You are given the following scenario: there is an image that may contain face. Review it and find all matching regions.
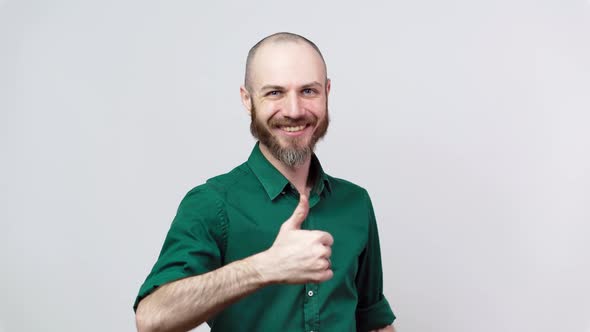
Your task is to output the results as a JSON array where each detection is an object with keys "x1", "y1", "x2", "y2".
[
  {"x1": 242, "y1": 41, "x2": 331, "y2": 167},
  {"x1": 250, "y1": 99, "x2": 329, "y2": 167}
]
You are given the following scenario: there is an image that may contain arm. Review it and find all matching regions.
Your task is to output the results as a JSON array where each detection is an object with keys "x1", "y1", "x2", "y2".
[
  {"x1": 356, "y1": 191, "x2": 396, "y2": 331},
  {"x1": 135, "y1": 256, "x2": 266, "y2": 332},
  {"x1": 136, "y1": 194, "x2": 333, "y2": 332}
]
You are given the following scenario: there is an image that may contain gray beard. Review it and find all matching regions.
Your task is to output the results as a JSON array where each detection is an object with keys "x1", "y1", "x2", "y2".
[{"x1": 271, "y1": 143, "x2": 311, "y2": 167}]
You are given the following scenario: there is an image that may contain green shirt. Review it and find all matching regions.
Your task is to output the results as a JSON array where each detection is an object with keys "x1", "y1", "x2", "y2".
[{"x1": 134, "y1": 143, "x2": 395, "y2": 331}]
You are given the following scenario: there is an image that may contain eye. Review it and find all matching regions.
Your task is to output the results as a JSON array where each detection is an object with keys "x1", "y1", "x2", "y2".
[
  {"x1": 266, "y1": 90, "x2": 282, "y2": 97},
  {"x1": 302, "y1": 88, "x2": 317, "y2": 96}
]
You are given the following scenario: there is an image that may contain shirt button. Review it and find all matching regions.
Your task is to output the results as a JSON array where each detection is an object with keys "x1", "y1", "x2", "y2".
[{"x1": 308, "y1": 290, "x2": 314, "y2": 297}]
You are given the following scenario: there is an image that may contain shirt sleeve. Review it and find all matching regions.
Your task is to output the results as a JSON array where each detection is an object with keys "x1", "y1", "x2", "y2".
[
  {"x1": 355, "y1": 190, "x2": 396, "y2": 331},
  {"x1": 133, "y1": 185, "x2": 227, "y2": 311}
]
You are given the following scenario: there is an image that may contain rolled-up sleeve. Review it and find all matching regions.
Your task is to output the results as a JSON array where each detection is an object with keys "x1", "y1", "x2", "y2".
[
  {"x1": 133, "y1": 185, "x2": 227, "y2": 311},
  {"x1": 355, "y1": 191, "x2": 396, "y2": 331}
]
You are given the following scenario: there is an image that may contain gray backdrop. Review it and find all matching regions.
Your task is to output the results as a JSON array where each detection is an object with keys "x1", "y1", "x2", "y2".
[{"x1": 1, "y1": 0, "x2": 589, "y2": 331}]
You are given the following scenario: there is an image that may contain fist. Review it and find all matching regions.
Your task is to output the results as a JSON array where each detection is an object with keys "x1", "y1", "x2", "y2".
[{"x1": 251, "y1": 194, "x2": 334, "y2": 284}]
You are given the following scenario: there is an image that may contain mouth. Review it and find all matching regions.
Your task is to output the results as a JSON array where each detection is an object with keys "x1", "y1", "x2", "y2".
[
  {"x1": 280, "y1": 125, "x2": 307, "y2": 132},
  {"x1": 274, "y1": 123, "x2": 312, "y2": 137}
]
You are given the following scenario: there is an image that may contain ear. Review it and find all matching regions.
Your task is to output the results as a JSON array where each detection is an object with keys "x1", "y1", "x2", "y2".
[
  {"x1": 240, "y1": 85, "x2": 253, "y2": 115},
  {"x1": 325, "y1": 78, "x2": 331, "y2": 96}
]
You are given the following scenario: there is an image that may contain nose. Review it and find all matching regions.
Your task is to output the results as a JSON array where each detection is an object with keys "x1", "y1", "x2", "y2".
[{"x1": 284, "y1": 92, "x2": 306, "y2": 118}]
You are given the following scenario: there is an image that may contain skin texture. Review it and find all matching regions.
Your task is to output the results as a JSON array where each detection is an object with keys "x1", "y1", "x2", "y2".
[
  {"x1": 135, "y1": 256, "x2": 267, "y2": 332},
  {"x1": 135, "y1": 38, "x2": 396, "y2": 332}
]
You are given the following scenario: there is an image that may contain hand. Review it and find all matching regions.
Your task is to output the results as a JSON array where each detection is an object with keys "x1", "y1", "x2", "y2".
[{"x1": 249, "y1": 194, "x2": 334, "y2": 284}]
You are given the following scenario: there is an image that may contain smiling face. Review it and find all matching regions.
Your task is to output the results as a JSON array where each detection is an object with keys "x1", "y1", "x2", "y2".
[{"x1": 241, "y1": 40, "x2": 331, "y2": 167}]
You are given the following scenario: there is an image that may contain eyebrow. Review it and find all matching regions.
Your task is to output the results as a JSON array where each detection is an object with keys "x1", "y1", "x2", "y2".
[
  {"x1": 259, "y1": 81, "x2": 323, "y2": 92},
  {"x1": 260, "y1": 85, "x2": 284, "y2": 92}
]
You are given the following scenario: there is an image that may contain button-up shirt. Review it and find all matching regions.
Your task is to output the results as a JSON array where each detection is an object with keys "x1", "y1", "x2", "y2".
[{"x1": 134, "y1": 142, "x2": 395, "y2": 331}]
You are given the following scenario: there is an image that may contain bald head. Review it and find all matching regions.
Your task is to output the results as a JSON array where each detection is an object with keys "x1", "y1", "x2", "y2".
[{"x1": 244, "y1": 32, "x2": 327, "y2": 93}]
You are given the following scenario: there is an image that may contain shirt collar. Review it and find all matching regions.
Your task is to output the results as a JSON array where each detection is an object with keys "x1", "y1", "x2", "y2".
[{"x1": 247, "y1": 142, "x2": 332, "y2": 200}]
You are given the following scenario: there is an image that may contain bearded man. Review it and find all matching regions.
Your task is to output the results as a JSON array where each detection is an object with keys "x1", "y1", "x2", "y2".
[{"x1": 134, "y1": 32, "x2": 397, "y2": 332}]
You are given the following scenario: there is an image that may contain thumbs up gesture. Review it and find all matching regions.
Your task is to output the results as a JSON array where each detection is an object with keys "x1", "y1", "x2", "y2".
[{"x1": 249, "y1": 194, "x2": 334, "y2": 284}]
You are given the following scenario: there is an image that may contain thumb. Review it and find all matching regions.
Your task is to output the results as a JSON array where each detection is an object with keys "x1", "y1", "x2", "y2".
[{"x1": 282, "y1": 194, "x2": 309, "y2": 230}]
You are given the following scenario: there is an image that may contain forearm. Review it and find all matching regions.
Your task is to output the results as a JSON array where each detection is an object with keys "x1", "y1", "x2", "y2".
[{"x1": 135, "y1": 254, "x2": 268, "y2": 332}]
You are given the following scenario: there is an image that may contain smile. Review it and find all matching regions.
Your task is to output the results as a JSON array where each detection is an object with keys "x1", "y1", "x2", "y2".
[{"x1": 280, "y1": 125, "x2": 307, "y2": 132}]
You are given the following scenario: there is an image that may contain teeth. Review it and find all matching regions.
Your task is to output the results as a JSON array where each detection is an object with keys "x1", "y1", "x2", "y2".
[{"x1": 282, "y1": 125, "x2": 306, "y2": 132}]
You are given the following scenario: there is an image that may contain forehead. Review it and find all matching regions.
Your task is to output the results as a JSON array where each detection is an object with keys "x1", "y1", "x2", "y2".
[{"x1": 249, "y1": 41, "x2": 326, "y2": 90}]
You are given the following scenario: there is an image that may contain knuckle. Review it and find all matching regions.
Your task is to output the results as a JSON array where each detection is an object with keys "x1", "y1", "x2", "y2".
[
  {"x1": 311, "y1": 243, "x2": 322, "y2": 253},
  {"x1": 314, "y1": 270, "x2": 333, "y2": 282},
  {"x1": 326, "y1": 233, "x2": 334, "y2": 244},
  {"x1": 315, "y1": 231, "x2": 327, "y2": 241},
  {"x1": 319, "y1": 231, "x2": 333, "y2": 243},
  {"x1": 315, "y1": 258, "x2": 329, "y2": 270},
  {"x1": 326, "y1": 269, "x2": 334, "y2": 279}
]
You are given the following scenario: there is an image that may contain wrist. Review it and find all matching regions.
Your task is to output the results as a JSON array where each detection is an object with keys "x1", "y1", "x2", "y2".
[{"x1": 245, "y1": 251, "x2": 278, "y2": 286}]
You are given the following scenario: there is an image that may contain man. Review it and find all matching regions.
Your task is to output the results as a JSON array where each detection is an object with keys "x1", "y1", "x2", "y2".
[{"x1": 134, "y1": 32, "x2": 396, "y2": 332}]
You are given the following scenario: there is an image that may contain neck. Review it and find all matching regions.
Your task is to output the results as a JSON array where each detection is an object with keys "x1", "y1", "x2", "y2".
[{"x1": 259, "y1": 143, "x2": 311, "y2": 196}]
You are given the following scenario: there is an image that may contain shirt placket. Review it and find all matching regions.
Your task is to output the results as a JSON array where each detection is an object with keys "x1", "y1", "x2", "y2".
[
  {"x1": 303, "y1": 192, "x2": 321, "y2": 332},
  {"x1": 304, "y1": 282, "x2": 320, "y2": 332}
]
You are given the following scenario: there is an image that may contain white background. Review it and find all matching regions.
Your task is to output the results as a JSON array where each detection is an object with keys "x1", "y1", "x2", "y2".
[{"x1": 1, "y1": 1, "x2": 589, "y2": 331}]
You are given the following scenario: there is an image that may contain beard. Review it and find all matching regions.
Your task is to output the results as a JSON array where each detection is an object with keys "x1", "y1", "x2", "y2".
[{"x1": 250, "y1": 103, "x2": 329, "y2": 167}]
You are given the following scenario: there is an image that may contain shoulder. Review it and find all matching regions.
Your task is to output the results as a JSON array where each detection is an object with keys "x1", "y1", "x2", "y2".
[
  {"x1": 172, "y1": 168, "x2": 249, "y2": 243},
  {"x1": 325, "y1": 174, "x2": 371, "y2": 199},
  {"x1": 206, "y1": 162, "x2": 251, "y2": 187},
  {"x1": 178, "y1": 162, "x2": 252, "y2": 212},
  {"x1": 324, "y1": 174, "x2": 378, "y2": 220}
]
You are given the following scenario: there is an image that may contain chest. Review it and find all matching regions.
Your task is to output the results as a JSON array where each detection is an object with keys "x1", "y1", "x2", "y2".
[{"x1": 223, "y1": 192, "x2": 369, "y2": 276}]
